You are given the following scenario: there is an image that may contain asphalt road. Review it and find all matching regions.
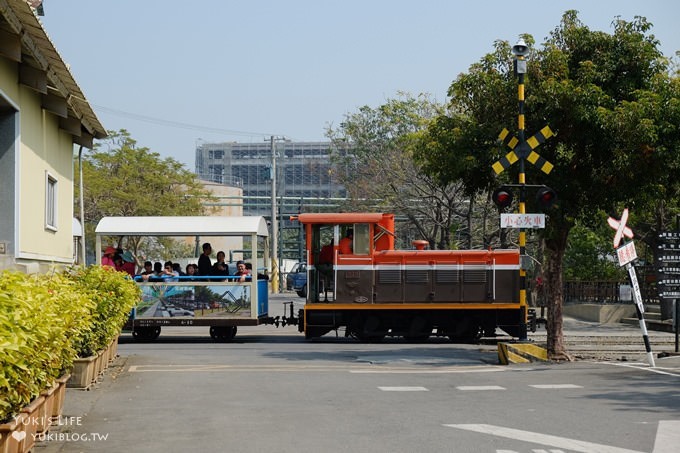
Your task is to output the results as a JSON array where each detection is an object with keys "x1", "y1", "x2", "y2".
[{"x1": 38, "y1": 296, "x2": 680, "y2": 453}]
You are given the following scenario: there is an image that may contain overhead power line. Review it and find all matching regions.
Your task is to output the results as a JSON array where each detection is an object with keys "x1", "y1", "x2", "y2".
[{"x1": 92, "y1": 104, "x2": 278, "y2": 138}]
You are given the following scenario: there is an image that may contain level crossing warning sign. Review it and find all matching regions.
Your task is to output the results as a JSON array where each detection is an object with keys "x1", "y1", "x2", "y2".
[
  {"x1": 616, "y1": 241, "x2": 637, "y2": 267},
  {"x1": 500, "y1": 213, "x2": 545, "y2": 229},
  {"x1": 607, "y1": 208, "x2": 654, "y2": 367}
]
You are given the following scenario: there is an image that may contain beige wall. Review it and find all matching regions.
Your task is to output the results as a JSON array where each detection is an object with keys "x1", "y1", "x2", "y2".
[{"x1": 0, "y1": 65, "x2": 76, "y2": 271}]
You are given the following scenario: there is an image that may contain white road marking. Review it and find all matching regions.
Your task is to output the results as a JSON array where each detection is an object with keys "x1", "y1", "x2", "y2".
[
  {"x1": 128, "y1": 364, "x2": 505, "y2": 374},
  {"x1": 652, "y1": 420, "x2": 680, "y2": 453},
  {"x1": 443, "y1": 424, "x2": 645, "y2": 453},
  {"x1": 378, "y1": 386, "x2": 428, "y2": 391},
  {"x1": 497, "y1": 450, "x2": 565, "y2": 453},
  {"x1": 456, "y1": 385, "x2": 506, "y2": 391},
  {"x1": 529, "y1": 384, "x2": 583, "y2": 389},
  {"x1": 351, "y1": 366, "x2": 505, "y2": 374},
  {"x1": 604, "y1": 361, "x2": 680, "y2": 377}
]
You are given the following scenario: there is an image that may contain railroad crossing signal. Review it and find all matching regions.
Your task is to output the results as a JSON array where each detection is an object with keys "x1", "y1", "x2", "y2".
[
  {"x1": 607, "y1": 208, "x2": 634, "y2": 248},
  {"x1": 492, "y1": 185, "x2": 557, "y2": 212},
  {"x1": 606, "y1": 207, "x2": 654, "y2": 367},
  {"x1": 492, "y1": 126, "x2": 554, "y2": 175}
]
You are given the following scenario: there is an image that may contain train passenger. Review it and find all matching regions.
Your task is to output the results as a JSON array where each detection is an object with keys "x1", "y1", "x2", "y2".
[
  {"x1": 140, "y1": 261, "x2": 164, "y2": 282},
  {"x1": 211, "y1": 251, "x2": 229, "y2": 277},
  {"x1": 161, "y1": 261, "x2": 179, "y2": 281},
  {"x1": 235, "y1": 260, "x2": 251, "y2": 282},
  {"x1": 118, "y1": 251, "x2": 136, "y2": 277},
  {"x1": 172, "y1": 262, "x2": 185, "y2": 276},
  {"x1": 318, "y1": 240, "x2": 333, "y2": 292},
  {"x1": 185, "y1": 263, "x2": 199, "y2": 278},
  {"x1": 198, "y1": 242, "x2": 212, "y2": 276},
  {"x1": 140, "y1": 261, "x2": 153, "y2": 276},
  {"x1": 319, "y1": 240, "x2": 333, "y2": 264},
  {"x1": 101, "y1": 246, "x2": 116, "y2": 267},
  {"x1": 339, "y1": 229, "x2": 353, "y2": 254}
]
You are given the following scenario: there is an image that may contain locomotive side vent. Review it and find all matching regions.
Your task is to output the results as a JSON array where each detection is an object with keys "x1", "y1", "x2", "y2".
[
  {"x1": 406, "y1": 270, "x2": 428, "y2": 283},
  {"x1": 436, "y1": 269, "x2": 459, "y2": 284},
  {"x1": 464, "y1": 262, "x2": 487, "y2": 283},
  {"x1": 378, "y1": 269, "x2": 401, "y2": 284}
]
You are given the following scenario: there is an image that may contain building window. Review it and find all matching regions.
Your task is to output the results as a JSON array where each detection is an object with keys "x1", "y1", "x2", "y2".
[
  {"x1": 45, "y1": 172, "x2": 58, "y2": 231},
  {"x1": 209, "y1": 150, "x2": 224, "y2": 159}
]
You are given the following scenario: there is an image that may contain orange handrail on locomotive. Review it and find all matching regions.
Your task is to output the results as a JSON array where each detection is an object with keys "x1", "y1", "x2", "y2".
[{"x1": 289, "y1": 212, "x2": 523, "y2": 342}]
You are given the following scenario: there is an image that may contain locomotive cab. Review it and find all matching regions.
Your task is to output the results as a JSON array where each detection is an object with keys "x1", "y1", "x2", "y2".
[{"x1": 299, "y1": 213, "x2": 394, "y2": 304}]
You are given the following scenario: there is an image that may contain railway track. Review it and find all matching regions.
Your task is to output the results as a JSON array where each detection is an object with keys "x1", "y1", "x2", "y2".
[{"x1": 526, "y1": 332, "x2": 678, "y2": 360}]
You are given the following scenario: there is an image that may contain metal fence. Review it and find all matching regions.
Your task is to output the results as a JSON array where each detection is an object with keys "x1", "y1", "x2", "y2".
[{"x1": 563, "y1": 278, "x2": 659, "y2": 304}]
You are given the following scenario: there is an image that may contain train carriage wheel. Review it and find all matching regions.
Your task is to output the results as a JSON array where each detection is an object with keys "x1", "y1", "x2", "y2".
[
  {"x1": 209, "y1": 326, "x2": 237, "y2": 342},
  {"x1": 132, "y1": 326, "x2": 161, "y2": 341}
]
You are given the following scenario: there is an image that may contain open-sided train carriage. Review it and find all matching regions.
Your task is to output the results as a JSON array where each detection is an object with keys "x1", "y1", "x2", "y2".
[{"x1": 95, "y1": 216, "x2": 270, "y2": 341}]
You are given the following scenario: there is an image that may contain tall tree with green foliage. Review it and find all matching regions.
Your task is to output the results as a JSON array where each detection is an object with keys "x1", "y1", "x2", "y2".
[
  {"x1": 416, "y1": 11, "x2": 680, "y2": 359},
  {"x1": 75, "y1": 129, "x2": 215, "y2": 260},
  {"x1": 327, "y1": 93, "x2": 483, "y2": 250}
]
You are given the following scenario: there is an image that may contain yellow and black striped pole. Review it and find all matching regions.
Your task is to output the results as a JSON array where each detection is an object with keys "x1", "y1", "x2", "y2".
[
  {"x1": 492, "y1": 39, "x2": 554, "y2": 341},
  {"x1": 512, "y1": 39, "x2": 530, "y2": 341}
]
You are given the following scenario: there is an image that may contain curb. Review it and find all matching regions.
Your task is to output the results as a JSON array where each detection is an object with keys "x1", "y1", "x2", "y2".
[{"x1": 498, "y1": 342, "x2": 548, "y2": 364}]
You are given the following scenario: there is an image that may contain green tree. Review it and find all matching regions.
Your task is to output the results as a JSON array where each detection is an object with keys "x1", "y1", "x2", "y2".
[
  {"x1": 563, "y1": 222, "x2": 624, "y2": 281},
  {"x1": 76, "y1": 130, "x2": 215, "y2": 262},
  {"x1": 418, "y1": 12, "x2": 680, "y2": 359},
  {"x1": 327, "y1": 93, "x2": 481, "y2": 249}
]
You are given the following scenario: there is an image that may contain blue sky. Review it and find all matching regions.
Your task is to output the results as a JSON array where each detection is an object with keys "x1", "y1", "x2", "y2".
[{"x1": 41, "y1": 1, "x2": 680, "y2": 169}]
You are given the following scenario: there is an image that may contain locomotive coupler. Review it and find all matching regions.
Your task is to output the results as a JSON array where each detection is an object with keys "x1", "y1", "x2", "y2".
[{"x1": 273, "y1": 301, "x2": 301, "y2": 328}]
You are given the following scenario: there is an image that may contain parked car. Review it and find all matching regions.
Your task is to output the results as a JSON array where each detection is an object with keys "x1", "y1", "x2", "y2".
[
  {"x1": 168, "y1": 307, "x2": 195, "y2": 317},
  {"x1": 286, "y1": 262, "x2": 307, "y2": 298}
]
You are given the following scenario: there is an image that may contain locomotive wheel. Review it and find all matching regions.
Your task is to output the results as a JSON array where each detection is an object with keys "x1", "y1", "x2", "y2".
[
  {"x1": 350, "y1": 315, "x2": 385, "y2": 342},
  {"x1": 404, "y1": 316, "x2": 432, "y2": 343},
  {"x1": 448, "y1": 323, "x2": 482, "y2": 343},
  {"x1": 304, "y1": 326, "x2": 332, "y2": 339},
  {"x1": 209, "y1": 326, "x2": 237, "y2": 342}
]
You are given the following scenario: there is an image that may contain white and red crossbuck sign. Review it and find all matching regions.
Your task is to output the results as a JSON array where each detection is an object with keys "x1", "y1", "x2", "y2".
[{"x1": 607, "y1": 208, "x2": 634, "y2": 248}]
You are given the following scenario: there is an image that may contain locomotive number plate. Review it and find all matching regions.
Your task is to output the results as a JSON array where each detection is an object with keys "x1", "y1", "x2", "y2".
[{"x1": 345, "y1": 270, "x2": 360, "y2": 279}]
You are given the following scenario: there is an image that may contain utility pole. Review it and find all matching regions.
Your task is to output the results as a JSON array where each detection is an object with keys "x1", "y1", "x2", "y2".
[{"x1": 270, "y1": 135, "x2": 279, "y2": 293}]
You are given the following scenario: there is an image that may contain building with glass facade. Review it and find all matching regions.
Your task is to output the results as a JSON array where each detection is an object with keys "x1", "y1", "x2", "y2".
[{"x1": 195, "y1": 140, "x2": 347, "y2": 216}]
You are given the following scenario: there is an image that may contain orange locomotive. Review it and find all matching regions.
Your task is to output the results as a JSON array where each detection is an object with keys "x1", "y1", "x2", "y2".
[{"x1": 291, "y1": 212, "x2": 528, "y2": 341}]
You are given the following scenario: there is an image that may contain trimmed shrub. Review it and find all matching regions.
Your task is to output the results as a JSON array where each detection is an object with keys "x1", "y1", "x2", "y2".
[{"x1": 0, "y1": 266, "x2": 140, "y2": 423}]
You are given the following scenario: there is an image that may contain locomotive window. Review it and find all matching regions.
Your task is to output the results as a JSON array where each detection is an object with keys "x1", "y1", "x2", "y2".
[{"x1": 353, "y1": 223, "x2": 369, "y2": 255}]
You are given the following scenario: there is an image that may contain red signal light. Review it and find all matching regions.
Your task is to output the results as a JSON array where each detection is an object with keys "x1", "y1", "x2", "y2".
[
  {"x1": 492, "y1": 187, "x2": 513, "y2": 210},
  {"x1": 536, "y1": 186, "x2": 557, "y2": 210}
]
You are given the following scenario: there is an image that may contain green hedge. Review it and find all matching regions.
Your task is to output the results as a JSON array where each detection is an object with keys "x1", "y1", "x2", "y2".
[{"x1": 0, "y1": 266, "x2": 140, "y2": 423}]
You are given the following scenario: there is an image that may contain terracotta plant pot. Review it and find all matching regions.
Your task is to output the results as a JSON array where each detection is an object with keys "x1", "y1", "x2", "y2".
[
  {"x1": 68, "y1": 355, "x2": 97, "y2": 389},
  {"x1": 51, "y1": 374, "x2": 71, "y2": 419},
  {"x1": 37, "y1": 384, "x2": 57, "y2": 434},
  {"x1": 18, "y1": 395, "x2": 45, "y2": 453},
  {"x1": 0, "y1": 413, "x2": 25, "y2": 453}
]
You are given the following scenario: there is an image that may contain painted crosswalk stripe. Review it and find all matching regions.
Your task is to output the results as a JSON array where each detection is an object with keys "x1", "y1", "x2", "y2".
[
  {"x1": 443, "y1": 424, "x2": 645, "y2": 453},
  {"x1": 378, "y1": 386, "x2": 428, "y2": 391},
  {"x1": 653, "y1": 420, "x2": 680, "y2": 453},
  {"x1": 529, "y1": 384, "x2": 583, "y2": 389},
  {"x1": 456, "y1": 385, "x2": 506, "y2": 391}
]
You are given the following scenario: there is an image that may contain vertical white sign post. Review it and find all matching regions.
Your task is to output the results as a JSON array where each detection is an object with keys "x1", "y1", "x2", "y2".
[{"x1": 608, "y1": 209, "x2": 655, "y2": 367}]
